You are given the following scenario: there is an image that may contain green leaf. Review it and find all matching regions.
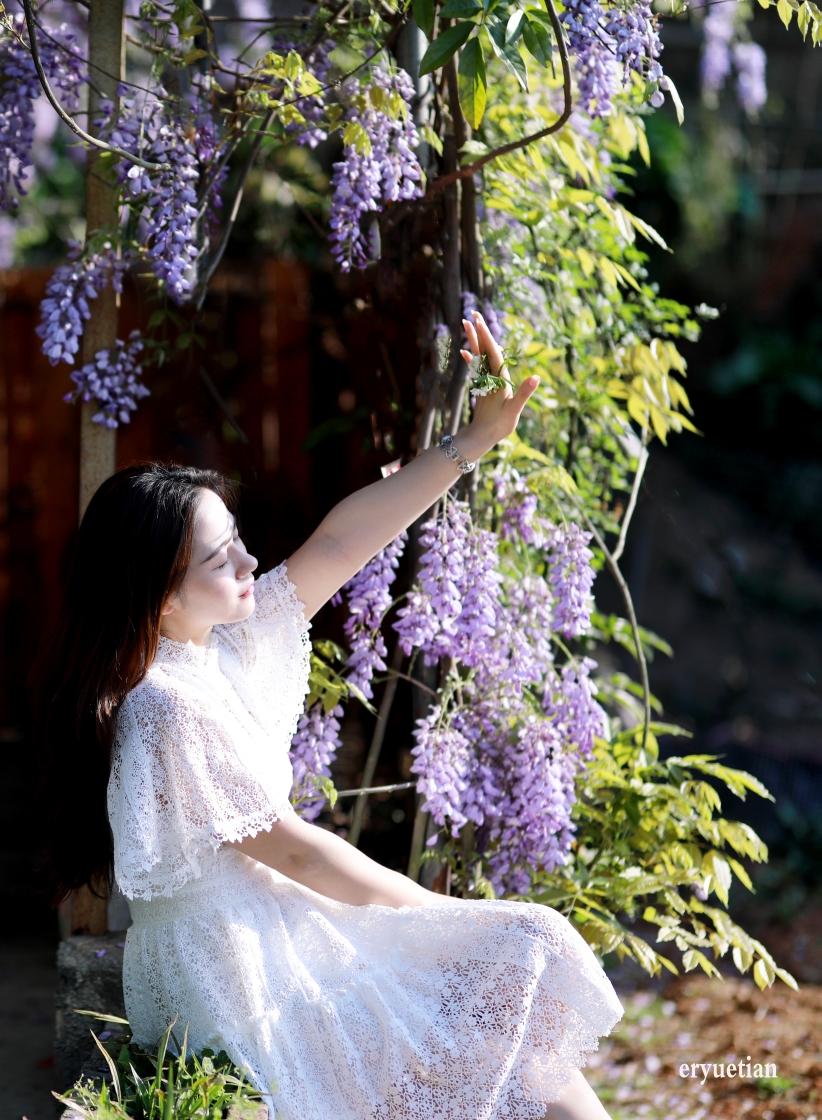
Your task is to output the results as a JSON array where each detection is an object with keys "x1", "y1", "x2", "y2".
[
  {"x1": 328, "y1": 44, "x2": 367, "y2": 70},
  {"x1": 753, "y1": 956, "x2": 774, "y2": 989},
  {"x1": 420, "y1": 124, "x2": 444, "y2": 154},
  {"x1": 505, "y1": 9, "x2": 525, "y2": 42},
  {"x1": 440, "y1": 0, "x2": 483, "y2": 16},
  {"x1": 521, "y1": 13, "x2": 552, "y2": 66},
  {"x1": 343, "y1": 120, "x2": 372, "y2": 155},
  {"x1": 71, "y1": 1010, "x2": 131, "y2": 1026},
  {"x1": 458, "y1": 37, "x2": 487, "y2": 128},
  {"x1": 775, "y1": 966, "x2": 799, "y2": 990},
  {"x1": 486, "y1": 16, "x2": 528, "y2": 89},
  {"x1": 419, "y1": 20, "x2": 474, "y2": 76},
  {"x1": 183, "y1": 47, "x2": 208, "y2": 65},
  {"x1": 413, "y1": 0, "x2": 436, "y2": 39},
  {"x1": 664, "y1": 76, "x2": 685, "y2": 124},
  {"x1": 92, "y1": 1032, "x2": 122, "y2": 1103}
]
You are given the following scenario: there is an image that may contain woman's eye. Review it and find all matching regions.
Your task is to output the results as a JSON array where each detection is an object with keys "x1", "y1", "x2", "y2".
[{"x1": 216, "y1": 559, "x2": 228, "y2": 570}]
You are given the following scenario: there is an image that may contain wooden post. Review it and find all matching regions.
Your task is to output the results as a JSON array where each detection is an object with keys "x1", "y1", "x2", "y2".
[
  {"x1": 78, "y1": 0, "x2": 122, "y2": 518},
  {"x1": 64, "y1": 0, "x2": 124, "y2": 938}
]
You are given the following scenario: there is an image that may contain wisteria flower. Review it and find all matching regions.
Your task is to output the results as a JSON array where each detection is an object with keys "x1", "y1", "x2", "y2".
[{"x1": 546, "y1": 522, "x2": 595, "y2": 638}]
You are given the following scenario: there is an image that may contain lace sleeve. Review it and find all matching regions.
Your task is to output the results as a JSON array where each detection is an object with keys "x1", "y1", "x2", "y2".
[
  {"x1": 252, "y1": 562, "x2": 311, "y2": 634},
  {"x1": 108, "y1": 682, "x2": 293, "y2": 900}
]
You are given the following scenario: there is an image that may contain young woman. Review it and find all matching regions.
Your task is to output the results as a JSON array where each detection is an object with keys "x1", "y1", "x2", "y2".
[{"x1": 36, "y1": 313, "x2": 621, "y2": 1120}]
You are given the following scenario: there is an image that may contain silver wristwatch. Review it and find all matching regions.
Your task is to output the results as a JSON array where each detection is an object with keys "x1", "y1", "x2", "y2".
[{"x1": 440, "y1": 434, "x2": 476, "y2": 475}]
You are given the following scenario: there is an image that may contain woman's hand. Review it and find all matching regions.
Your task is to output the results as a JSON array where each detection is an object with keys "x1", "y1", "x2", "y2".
[
  {"x1": 284, "y1": 309, "x2": 539, "y2": 619},
  {"x1": 456, "y1": 310, "x2": 540, "y2": 460}
]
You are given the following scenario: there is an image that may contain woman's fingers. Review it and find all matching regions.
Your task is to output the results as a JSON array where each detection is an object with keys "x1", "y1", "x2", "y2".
[
  {"x1": 462, "y1": 317, "x2": 480, "y2": 355},
  {"x1": 472, "y1": 311, "x2": 506, "y2": 378},
  {"x1": 513, "y1": 375, "x2": 540, "y2": 411}
]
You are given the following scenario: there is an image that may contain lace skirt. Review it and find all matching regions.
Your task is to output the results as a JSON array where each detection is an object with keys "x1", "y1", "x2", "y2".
[{"x1": 124, "y1": 849, "x2": 623, "y2": 1120}]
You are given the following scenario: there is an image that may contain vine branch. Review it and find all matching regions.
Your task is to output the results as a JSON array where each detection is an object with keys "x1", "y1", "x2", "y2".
[
  {"x1": 20, "y1": 0, "x2": 171, "y2": 172},
  {"x1": 347, "y1": 643, "x2": 404, "y2": 848},
  {"x1": 612, "y1": 433, "x2": 649, "y2": 563},
  {"x1": 573, "y1": 499, "x2": 652, "y2": 756},
  {"x1": 195, "y1": 106, "x2": 277, "y2": 309},
  {"x1": 424, "y1": 0, "x2": 572, "y2": 198}
]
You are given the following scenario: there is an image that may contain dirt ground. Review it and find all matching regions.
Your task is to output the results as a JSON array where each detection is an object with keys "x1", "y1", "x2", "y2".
[
  {"x1": 0, "y1": 939, "x2": 61, "y2": 1120},
  {"x1": 586, "y1": 974, "x2": 822, "y2": 1120}
]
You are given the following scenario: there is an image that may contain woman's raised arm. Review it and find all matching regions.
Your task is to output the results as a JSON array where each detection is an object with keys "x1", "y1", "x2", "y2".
[{"x1": 285, "y1": 312, "x2": 539, "y2": 620}]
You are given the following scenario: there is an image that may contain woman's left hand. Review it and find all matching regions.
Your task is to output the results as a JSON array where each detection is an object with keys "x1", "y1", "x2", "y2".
[{"x1": 458, "y1": 310, "x2": 540, "y2": 456}]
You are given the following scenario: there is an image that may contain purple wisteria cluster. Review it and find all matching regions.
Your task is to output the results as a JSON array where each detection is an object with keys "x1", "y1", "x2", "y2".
[
  {"x1": 328, "y1": 67, "x2": 424, "y2": 271},
  {"x1": 733, "y1": 42, "x2": 767, "y2": 116},
  {"x1": 546, "y1": 522, "x2": 595, "y2": 638},
  {"x1": 697, "y1": 0, "x2": 767, "y2": 115},
  {"x1": 0, "y1": 18, "x2": 84, "y2": 210},
  {"x1": 36, "y1": 242, "x2": 129, "y2": 366},
  {"x1": 288, "y1": 488, "x2": 604, "y2": 890},
  {"x1": 290, "y1": 703, "x2": 344, "y2": 820},
  {"x1": 393, "y1": 499, "x2": 494, "y2": 665},
  {"x1": 343, "y1": 532, "x2": 408, "y2": 699},
  {"x1": 480, "y1": 714, "x2": 581, "y2": 895},
  {"x1": 392, "y1": 499, "x2": 602, "y2": 893},
  {"x1": 559, "y1": 0, "x2": 664, "y2": 117},
  {"x1": 559, "y1": 0, "x2": 617, "y2": 118},
  {"x1": 604, "y1": 1, "x2": 663, "y2": 99},
  {"x1": 64, "y1": 329, "x2": 149, "y2": 428},
  {"x1": 99, "y1": 88, "x2": 202, "y2": 304},
  {"x1": 494, "y1": 465, "x2": 546, "y2": 547},
  {"x1": 289, "y1": 534, "x2": 408, "y2": 819}
]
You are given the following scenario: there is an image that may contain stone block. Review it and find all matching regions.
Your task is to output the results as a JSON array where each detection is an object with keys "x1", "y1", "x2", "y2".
[{"x1": 55, "y1": 933, "x2": 126, "y2": 1091}]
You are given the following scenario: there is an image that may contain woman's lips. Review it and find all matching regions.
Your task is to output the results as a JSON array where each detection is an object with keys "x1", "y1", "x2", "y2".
[{"x1": 239, "y1": 582, "x2": 255, "y2": 599}]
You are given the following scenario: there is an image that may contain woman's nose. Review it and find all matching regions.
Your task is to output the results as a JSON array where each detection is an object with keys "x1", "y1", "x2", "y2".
[{"x1": 240, "y1": 551, "x2": 258, "y2": 576}]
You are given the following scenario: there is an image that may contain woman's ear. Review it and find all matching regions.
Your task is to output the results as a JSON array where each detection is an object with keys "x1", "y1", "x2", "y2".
[{"x1": 160, "y1": 599, "x2": 176, "y2": 617}]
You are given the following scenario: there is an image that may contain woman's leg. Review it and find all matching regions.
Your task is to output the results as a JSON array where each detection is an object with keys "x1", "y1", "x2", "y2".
[{"x1": 542, "y1": 1070, "x2": 612, "y2": 1120}]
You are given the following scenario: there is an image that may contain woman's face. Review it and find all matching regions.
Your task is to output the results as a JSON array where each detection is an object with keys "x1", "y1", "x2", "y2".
[{"x1": 161, "y1": 489, "x2": 258, "y2": 645}]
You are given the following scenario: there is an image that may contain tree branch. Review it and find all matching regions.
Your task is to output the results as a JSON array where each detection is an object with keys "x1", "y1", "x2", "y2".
[
  {"x1": 21, "y1": 0, "x2": 170, "y2": 172},
  {"x1": 612, "y1": 434, "x2": 649, "y2": 563},
  {"x1": 424, "y1": 0, "x2": 572, "y2": 199},
  {"x1": 195, "y1": 106, "x2": 277, "y2": 310},
  {"x1": 336, "y1": 780, "x2": 417, "y2": 798},
  {"x1": 347, "y1": 643, "x2": 404, "y2": 848},
  {"x1": 574, "y1": 501, "x2": 651, "y2": 756}
]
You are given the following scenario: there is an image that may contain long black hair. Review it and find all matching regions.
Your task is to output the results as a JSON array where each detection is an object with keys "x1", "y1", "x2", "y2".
[{"x1": 32, "y1": 463, "x2": 238, "y2": 904}]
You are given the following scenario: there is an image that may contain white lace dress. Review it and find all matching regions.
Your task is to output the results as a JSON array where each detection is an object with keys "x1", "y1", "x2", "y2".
[{"x1": 108, "y1": 564, "x2": 623, "y2": 1120}]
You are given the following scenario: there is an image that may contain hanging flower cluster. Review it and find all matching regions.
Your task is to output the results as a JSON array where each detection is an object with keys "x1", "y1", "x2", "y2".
[
  {"x1": 36, "y1": 242, "x2": 129, "y2": 366},
  {"x1": 64, "y1": 329, "x2": 149, "y2": 428},
  {"x1": 343, "y1": 532, "x2": 408, "y2": 699},
  {"x1": 31, "y1": 78, "x2": 229, "y2": 428},
  {"x1": 385, "y1": 497, "x2": 605, "y2": 893},
  {"x1": 289, "y1": 534, "x2": 408, "y2": 818},
  {"x1": 546, "y1": 522, "x2": 595, "y2": 638},
  {"x1": 290, "y1": 703, "x2": 344, "y2": 821},
  {"x1": 0, "y1": 18, "x2": 84, "y2": 211},
  {"x1": 98, "y1": 87, "x2": 204, "y2": 304},
  {"x1": 559, "y1": 0, "x2": 664, "y2": 118},
  {"x1": 494, "y1": 465, "x2": 546, "y2": 547},
  {"x1": 328, "y1": 66, "x2": 424, "y2": 271},
  {"x1": 696, "y1": 0, "x2": 767, "y2": 115}
]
